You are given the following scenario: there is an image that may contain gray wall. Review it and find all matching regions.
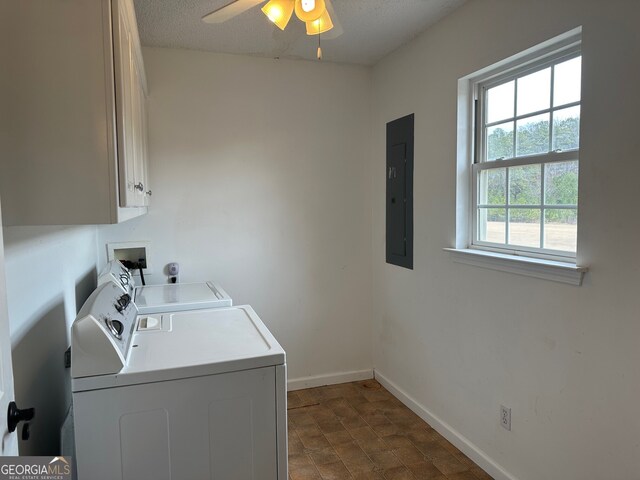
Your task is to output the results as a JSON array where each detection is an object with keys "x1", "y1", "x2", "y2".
[
  {"x1": 98, "y1": 48, "x2": 374, "y2": 387},
  {"x1": 3, "y1": 226, "x2": 97, "y2": 455},
  {"x1": 371, "y1": 1, "x2": 640, "y2": 479}
]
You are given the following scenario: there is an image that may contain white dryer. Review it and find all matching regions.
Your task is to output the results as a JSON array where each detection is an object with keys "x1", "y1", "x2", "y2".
[
  {"x1": 71, "y1": 282, "x2": 287, "y2": 480},
  {"x1": 98, "y1": 260, "x2": 232, "y2": 314}
]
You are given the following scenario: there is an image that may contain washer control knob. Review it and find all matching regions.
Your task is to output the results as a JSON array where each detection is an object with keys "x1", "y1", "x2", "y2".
[
  {"x1": 105, "y1": 318, "x2": 124, "y2": 339},
  {"x1": 114, "y1": 293, "x2": 131, "y2": 312}
]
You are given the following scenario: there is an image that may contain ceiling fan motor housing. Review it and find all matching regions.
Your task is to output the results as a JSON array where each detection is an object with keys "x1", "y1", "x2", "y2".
[{"x1": 295, "y1": 0, "x2": 326, "y2": 22}]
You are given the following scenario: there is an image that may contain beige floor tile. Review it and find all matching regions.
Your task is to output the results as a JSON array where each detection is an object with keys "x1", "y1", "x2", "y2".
[
  {"x1": 470, "y1": 466, "x2": 494, "y2": 479},
  {"x1": 309, "y1": 447, "x2": 341, "y2": 466},
  {"x1": 447, "y1": 472, "x2": 482, "y2": 480},
  {"x1": 325, "y1": 430, "x2": 355, "y2": 446},
  {"x1": 371, "y1": 422, "x2": 401, "y2": 438},
  {"x1": 368, "y1": 450, "x2": 403, "y2": 470},
  {"x1": 406, "y1": 428, "x2": 435, "y2": 444},
  {"x1": 288, "y1": 382, "x2": 491, "y2": 480},
  {"x1": 333, "y1": 442, "x2": 371, "y2": 465},
  {"x1": 289, "y1": 431, "x2": 306, "y2": 455},
  {"x1": 290, "y1": 463, "x2": 323, "y2": 480},
  {"x1": 451, "y1": 451, "x2": 475, "y2": 467},
  {"x1": 358, "y1": 437, "x2": 392, "y2": 455},
  {"x1": 351, "y1": 471, "x2": 385, "y2": 480},
  {"x1": 383, "y1": 434, "x2": 414, "y2": 450},
  {"x1": 382, "y1": 465, "x2": 415, "y2": 479},
  {"x1": 406, "y1": 460, "x2": 446, "y2": 479},
  {"x1": 348, "y1": 426, "x2": 379, "y2": 443},
  {"x1": 315, "y1": 460, "x2": 353, "y2": 479},
  {"x1": 392, "y1": 446, "x2": 426, "y2": 466},
  {"x1": 318, "y1": 418, "x2": 348, "y2": 434},
  {"x1": 341, "y1": 416, "x2": 369, "y2": 429},
  {"x1": 290, "y1": 411, "x2": 318, "y2": 428},
  {"x1": 362, "y1": 412, "x2": 391, "y2": 426},
  {"x1": 431, "y1": 454, "x2": 469, "y2": 476},
  {"x1": 299, "y1": 432, "x2": 332, "y2": 451},
  {"x1": 290, "y1": 453, "x2": 315, "y2": 468},
  {"x1": 343, "y1": 458, "x2": 376, "y2": 474},
  {"x1": 414, "y1": 440, "x2": 453, "y2": 460}
]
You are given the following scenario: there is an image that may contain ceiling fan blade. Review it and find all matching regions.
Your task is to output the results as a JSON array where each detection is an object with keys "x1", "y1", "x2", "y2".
[
  {"x1": 202, "y1": 0, "x2": 264, "y2": 24},
  {"x1": 322, "y1": 0, "x2": 343, "y2": 39}
]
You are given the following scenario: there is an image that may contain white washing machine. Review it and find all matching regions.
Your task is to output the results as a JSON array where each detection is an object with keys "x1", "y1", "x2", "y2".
[
  {"x1": 98, "y1": 260, "x2": 232, "y2": 314},
  {"x1": 71, "y1": 282, "x2": 287, "y2": 480}
]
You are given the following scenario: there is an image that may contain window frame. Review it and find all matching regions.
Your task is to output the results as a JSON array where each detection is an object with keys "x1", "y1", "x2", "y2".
[{"x1": 471, "y1": 45, "x2": 582, "y2": 261}]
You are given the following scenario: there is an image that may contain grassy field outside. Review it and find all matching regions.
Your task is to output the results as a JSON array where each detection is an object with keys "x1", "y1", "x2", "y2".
[{"x1": 484, "y1": 221, "x2": 576, "y2": 252}]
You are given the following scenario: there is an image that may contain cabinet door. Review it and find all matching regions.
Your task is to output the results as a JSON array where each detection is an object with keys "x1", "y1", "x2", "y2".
[
  {"x1": 132, "y1": 57, "x2": 150, "y2": 206},
  {"x1": 113, "y1": 0, "x2": 147, "y2": 208}
]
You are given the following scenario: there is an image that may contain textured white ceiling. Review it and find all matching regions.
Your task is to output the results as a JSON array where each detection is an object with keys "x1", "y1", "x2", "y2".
[{"x1": 133, "y1": 0, "x2": 466, "y2": 66}]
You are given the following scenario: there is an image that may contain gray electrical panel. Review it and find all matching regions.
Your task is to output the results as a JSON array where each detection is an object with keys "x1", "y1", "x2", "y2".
[{"x1": 386, "y1": 114, "x2": 414, "y2": 269}]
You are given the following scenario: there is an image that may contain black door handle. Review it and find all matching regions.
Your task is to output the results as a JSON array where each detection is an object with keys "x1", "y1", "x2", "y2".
[{"x1": 7, "y1": 401, "x2": 35, "y2": 433}]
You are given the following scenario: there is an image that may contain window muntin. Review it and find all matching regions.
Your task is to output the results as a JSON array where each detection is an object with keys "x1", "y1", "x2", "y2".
[{"x1": 473, "y1": 50, "x2": 581, "y2": 258}]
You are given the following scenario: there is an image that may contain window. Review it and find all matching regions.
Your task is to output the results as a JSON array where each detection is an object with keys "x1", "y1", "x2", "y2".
[{"x1": 472, "y1": 46, "x2": 581, "y2": 260}]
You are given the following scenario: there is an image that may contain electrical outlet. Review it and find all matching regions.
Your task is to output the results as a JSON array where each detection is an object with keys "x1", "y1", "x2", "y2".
[{"x1": 500, "y1": 405, "x2": 511, "y2": 431}]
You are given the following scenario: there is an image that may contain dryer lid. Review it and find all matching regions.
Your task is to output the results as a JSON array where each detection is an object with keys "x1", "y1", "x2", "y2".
[{"x1": 133, "y1": 281, "x2": 232, "y2": 314}]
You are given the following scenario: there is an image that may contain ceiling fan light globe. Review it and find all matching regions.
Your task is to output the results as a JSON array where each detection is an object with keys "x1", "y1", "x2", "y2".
[
  {"x1": 261, "y1": 0, "x2": 294, "y2": 30},
  {"x1": 305, "y1": 9, "x2": 333, "y2": 35},
  {"x1": 294, "y1": 0, "x2": 326, "y2": 22},
  {"x1": 301, "y1": 0, "x2": 315, "y2": 12}
]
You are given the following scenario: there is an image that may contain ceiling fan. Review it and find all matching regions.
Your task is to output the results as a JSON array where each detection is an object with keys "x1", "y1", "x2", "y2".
[{"x1": 202, "y1": 0, "x2": 343, "y2": 58}]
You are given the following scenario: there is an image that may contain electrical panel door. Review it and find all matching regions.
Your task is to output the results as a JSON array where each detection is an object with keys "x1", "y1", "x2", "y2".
[{"x1": 386, "y1": 114, "x2": 414, "y2": 269}]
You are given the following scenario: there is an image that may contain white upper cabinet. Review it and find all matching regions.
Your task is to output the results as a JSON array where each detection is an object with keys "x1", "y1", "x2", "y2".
[
  {"x1": 113, "y1": 0, "x2": 150, "y2": 208},
  {"x1": 0, "y1": 0, "x2": 150, "y2": 225}
]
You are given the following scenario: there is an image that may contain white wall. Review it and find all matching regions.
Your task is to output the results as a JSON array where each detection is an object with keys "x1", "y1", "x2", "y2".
[
  {"x1": 99, "y1": 48, "x2": 373, "y2": 386},
  {"x1": 371, "y1": 1, "x2": 640, "y2": 480},
  {"x1": 3, "y1": 226, "x2": 97, "y2": 455}
]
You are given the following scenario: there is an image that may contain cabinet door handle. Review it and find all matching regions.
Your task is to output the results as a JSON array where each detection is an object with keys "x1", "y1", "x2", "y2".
[
  {"x1": 145, "y1": 190, "x2": 152, "y2": 196},
  {"x1": 134, "y1": 182, "x2": 144, "y2": 192}
]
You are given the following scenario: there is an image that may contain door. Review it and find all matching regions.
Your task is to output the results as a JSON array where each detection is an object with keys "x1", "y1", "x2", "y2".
[{"x1": 0, "y1": 200, "x2": 18, "y2": 455}]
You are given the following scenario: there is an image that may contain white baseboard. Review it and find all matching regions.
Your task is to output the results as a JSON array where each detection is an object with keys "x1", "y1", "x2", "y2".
[
  {"x1": 374, "y1": 370, "x2": 520, "y2": 480},
  {"x1": 287, "y1": 369, "x2": 373, "y2": 391}
]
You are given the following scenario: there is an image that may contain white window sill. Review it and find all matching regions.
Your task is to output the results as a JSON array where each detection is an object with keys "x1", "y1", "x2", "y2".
[{"x1": 443, "y1": 248, "x2": 588, "y2": 285}]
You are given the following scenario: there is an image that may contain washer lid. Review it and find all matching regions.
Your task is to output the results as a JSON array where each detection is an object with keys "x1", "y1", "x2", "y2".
[
  {"x1": 133, "y1": 281, "x2": 232, "y2": 314},
  {"x1": 71, "y1": 305, "x2": 285, "y2": 392}
]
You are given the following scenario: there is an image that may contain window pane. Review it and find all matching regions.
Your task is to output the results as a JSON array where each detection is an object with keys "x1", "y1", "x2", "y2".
[
  {"x1": 552, "y1": 106, "x2": 580, "y2": 151},
  {"x1": 517, "y1": 67, "x2": 551, "y2": 116},
  {"x1": 508, "y1": 209, "x2": 541, "y2": 248},
  {"x1": 553, "y1": 56, "x2": 581, "y2": 107},
  {"x1": 486, "y1": 122, "x2": 514, "y2": 160},
  {"x1": 516, "y1": 113, "x2": 549, "y2": 157},
  {"x1": 487, "y1": 81, "x2": 515, "y2": 123},
  {"x1": 479, "y1": 168, "x2": 506, "y2": 205},
  {"x1": 478, "y1": 208, "x2": 505, "y2": 244},
  {"x1": 544, "y1": 161, "x2": 578, "y2": 205},
  {"x1": 509, "y1": 164, "x2": 541, "y2": 205},
  {"x1": 544, "y1": 209, "x2": 577, "y2": 252}
]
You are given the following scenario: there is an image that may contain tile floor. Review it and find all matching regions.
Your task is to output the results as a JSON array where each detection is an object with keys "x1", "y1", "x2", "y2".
[{"x1": 287, "y1": 380, "x2": 493, "y2": 480}]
